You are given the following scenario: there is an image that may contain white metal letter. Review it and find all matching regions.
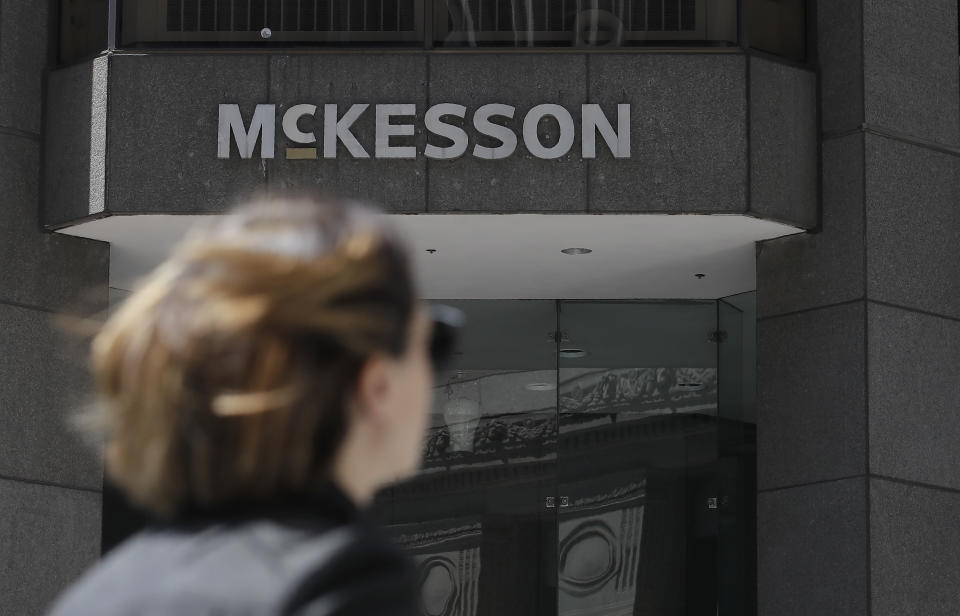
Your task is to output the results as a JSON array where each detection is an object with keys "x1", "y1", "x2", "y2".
[
  {"x1": 582, "y1": 104, "x2": 630, "y2": 158},
  {"x1": 424, "y1": 103, "x2": 468, "y2": 160},
  {"x1": 375, "y1": 104, "x2": 417, "y2": 159},
  {"x1": 522, "y1": 104, "x2": 574, "y2": 160},
  {"x1": 323, "y1": 104, "x2": 370, "y2": 158},
  {"x1": 218, "y1": 103, "x2": 275, "y2": 159},
  {"x1": 281, "y1": 103, "x2": 318, "y2": 144},
  {"x1": 472, "y1": 104, "x2": 517, "y2": 160}
]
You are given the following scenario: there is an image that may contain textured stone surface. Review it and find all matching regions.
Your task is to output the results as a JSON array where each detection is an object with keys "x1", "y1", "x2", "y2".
[
  {"x1": 1, "y1": 134, "x2": 110, "y2": 311},
  {"x1": 757, "y1": 302, "x2": 866, "y2": 490},
  {"x1": 816, "y1": 0, "x2": 864, "y2": 133},
  {"x1": 106, "y1": 55, "x2": 269, "y2": 214},
  {"x1": 0, "y1": 304, "x2": 103, "y2": 489},
  {"x1": 865, "y1": 135, "x2": 960, "y2": 319},
  {"x1": 868, "y1": 303, "x2": 960, "y2": 489},
  {"x1": 43, "y1": 58, "x2": 108, "y2": 227},
  {"x1": 749, "y1": 57, "x2": 817, "y2": 228},
  {"x1": 0, "y1": 231, "x2": 109, "y2": 313},
  {"x1": 871, "y1": 478, "x2": 960, "y2": 616},
  {"x1": 267, "y1": 55, "x2": 427, "y2": 212},
  {"x1": 757, "y1": 133, "x2": 864, "y2": 318},
  {"x1": 758, "y1": 478, "x2": 868, "y2": 616},
  {"x1": 863, "y1": 0, "x2": 960, "y2": 146},
  {"x1": 428, "y1": 54, "x2": 586, "y2": 212},
  {"x1": 0, "y1": 0, "x2": 47, "y2": 134},
  {"x1": 588, "y1": 53, "x2": 747, "y2": 213},
  {"x1": 0, "y1": 479, "x2": 101, "y2": 616},
  {"x1": 0, "y1": 133, "x2": 39, "y2": 235}
]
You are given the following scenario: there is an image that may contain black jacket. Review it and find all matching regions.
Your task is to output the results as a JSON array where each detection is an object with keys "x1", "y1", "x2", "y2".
[{"x1": 48, "y1": 484, "x2": 421, "y2": 616}]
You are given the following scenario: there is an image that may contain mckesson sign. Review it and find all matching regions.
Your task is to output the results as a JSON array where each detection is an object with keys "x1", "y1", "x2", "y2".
[{"x1": 218, "y1": 103, "x2": 630, "y2": 160}]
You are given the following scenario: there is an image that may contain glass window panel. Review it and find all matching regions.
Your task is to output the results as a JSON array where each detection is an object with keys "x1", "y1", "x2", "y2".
[
  {"x1": 747, "y1": 0, "x2": 806, "y2": 61},
  {"x1": 60, "y1": 0, "x2": 109, "y2": 63},
  {"x1": 115, "y1": 0, "x2": 748, "y2": 49}
]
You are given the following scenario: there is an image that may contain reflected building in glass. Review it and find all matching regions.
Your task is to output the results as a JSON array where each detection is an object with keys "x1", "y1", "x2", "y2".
[{"x1": 370, "y1": 298, "x2": 756, "y2": 615}]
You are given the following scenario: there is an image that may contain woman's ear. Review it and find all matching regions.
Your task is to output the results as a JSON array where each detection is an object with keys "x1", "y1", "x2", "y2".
[{"x1": 351, "y1": 353, "x2": 394, "y2": 428}]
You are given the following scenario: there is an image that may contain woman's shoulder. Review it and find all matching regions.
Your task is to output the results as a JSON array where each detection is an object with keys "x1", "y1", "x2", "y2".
[{"x1": 49, "y1": 515, "x2": 419, "y2": 616}]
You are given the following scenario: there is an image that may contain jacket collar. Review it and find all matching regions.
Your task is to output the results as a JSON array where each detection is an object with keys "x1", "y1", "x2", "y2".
[{"x1": 164, "y1": 480, "x2": 363, "y2": 528}]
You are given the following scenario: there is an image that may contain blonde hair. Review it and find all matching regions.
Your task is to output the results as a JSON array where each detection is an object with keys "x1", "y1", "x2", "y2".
[{"x1": 90, "y1": 196, "x2": 415, "y2": 517}]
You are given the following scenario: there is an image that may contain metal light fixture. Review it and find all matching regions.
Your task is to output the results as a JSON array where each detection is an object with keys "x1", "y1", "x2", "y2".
[{"x1": 561, "y1": 247, "x2": 593, "y2": 255}]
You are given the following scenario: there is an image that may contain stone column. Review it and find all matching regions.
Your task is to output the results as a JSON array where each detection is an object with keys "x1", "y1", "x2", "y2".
[
  {"x1": 0, "y1": 1, "x2": 109, "y2": 613},
  {"x1": 757, "y1": 1, "x2": 960, "y2": 614}
]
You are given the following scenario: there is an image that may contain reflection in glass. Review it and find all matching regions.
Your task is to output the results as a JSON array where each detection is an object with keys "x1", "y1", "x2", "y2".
[
  {"x1": 371, "y1": 300, "x2": 559, "y2": 616},
  {"x1": 436, "y1": 0, "x2": 738, "y2": 48},
  {"x1": 371, "y1": 298, "x2": 755, "y2": 616}
]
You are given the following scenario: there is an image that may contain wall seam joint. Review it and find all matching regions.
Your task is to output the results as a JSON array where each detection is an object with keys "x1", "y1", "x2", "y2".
[
  {"x1": 822, "y1": 124, "x2": 960, "y2": 158},
  {"x1": 757, "y1": 297, "x2": 865, "y2": 322},
  {"x1": 0, "y1": 125, "x2": 41, "y2": 142},
  {"x1": 0, "y1": 473, "x2": 102, "y2": 495},
  {"x1": 757, "y1": 473, "x2": 868, "y2": 494}
]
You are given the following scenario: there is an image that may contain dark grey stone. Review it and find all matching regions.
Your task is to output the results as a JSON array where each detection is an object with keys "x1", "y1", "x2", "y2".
[
  {"x1": 0, "y1": 133, "x2": 39, "y2": 235},
  {"x1": 748, "y1": 57, "x2": 817, "y2": 228},
  {"x1": 757, "y1": 302, "x2": 867, "y2": 490},
  {"x1": 106, "y1": 55, "x2": 269, "y2": 215},
  {"x1": 588, "y1": 53, "x2": 747, "y2": 213},
  {"x1": 0, "y1": 304, "x2": 103, "y2": 490},
  {"x1": 267, "y1": 55, "x2": 427, "y2": 213},
  {"x1": 0, "y1": 231, "x2": 110, "y2": 313},
  {"x1": 758, "y1": 478, "x2": 868, "y2": 616},
  {"x1": 43, "y1": 58, "x2": 108, "y2": 227},
  {"x1": 0, "y1": 479, "x2": 101, "y2": 616},
  {"x1": 865, "y1": 134, "x2": 960, "y2": 319},
  {"x1": 428, "y1": 54, "x2": 587, "y2": 212},
  {"x1": 871, "y1": 478, "x2": 960, "y2": 616},
  {"x1": 0, "y1": 135, "x2": 110, "y2": 312},
  {"x1": 863, "y1": 0, "x2": 960, "y2": 146},
  {"x1": 816, "y1": 0, "x2": 864, "y2": 133},
  {"x1": 757, "y1": 133, "x2": 865, "y2": 319},
  {"x1": 0, "y1": 0, "x2": 47, "y2": 134},
  {"x1": 868, "y1": 303, "x2": 960, "y2": 489}
]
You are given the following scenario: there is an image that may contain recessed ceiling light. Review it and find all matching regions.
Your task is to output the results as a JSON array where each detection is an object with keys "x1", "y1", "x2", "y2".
[
  {"x1": 559, "y1": 348, "x2": 587, "y2": 359},
  {"x1": 525, "y1": 382, "x2": 556, "y2": 391},
  {"x1": 694, "y1": 273, "x2": 706, "y2": 278},
  {"x1": 561, "y1": 247, "x2": 592, "y2": 255}
]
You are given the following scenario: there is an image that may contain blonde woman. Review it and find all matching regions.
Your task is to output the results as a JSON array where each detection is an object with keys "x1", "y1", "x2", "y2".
[{"x1": 50, "y1": 195, "x2": 461, "y2": 615}]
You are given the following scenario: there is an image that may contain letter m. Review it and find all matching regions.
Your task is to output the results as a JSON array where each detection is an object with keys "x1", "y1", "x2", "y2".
[{"x1": 218, "y1": 104, "x2": 275, "y2": 159}]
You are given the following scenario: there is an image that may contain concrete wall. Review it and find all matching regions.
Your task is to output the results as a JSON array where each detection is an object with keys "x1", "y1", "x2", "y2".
[
  {"x1": 757, "y1": 1, "x2": 960, "y2": 614},
  {"x1": 42, "y1": 51, "x2": 818, "y2": 228},
  {"x1": 0, "y1": 1, "x2": 109, "y2": 614}
]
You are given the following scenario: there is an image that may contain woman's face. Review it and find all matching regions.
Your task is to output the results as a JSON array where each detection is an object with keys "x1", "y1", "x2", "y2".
[{"x1": 384, "y1": 303, "x2": 435, "y2": 479}]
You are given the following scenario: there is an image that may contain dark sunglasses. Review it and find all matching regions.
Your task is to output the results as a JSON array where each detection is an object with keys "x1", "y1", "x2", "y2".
[{"x1": 429, "y1": 304, "x2": 465, "y2": 372}]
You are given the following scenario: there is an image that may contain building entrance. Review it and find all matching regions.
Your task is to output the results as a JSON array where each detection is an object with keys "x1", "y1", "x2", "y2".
[{"x1": 370, "y1": 295, "x2": 757, "y2": 616}]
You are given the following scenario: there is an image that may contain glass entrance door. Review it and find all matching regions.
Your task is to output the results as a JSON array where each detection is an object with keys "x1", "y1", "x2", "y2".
[
  {"x1": 370, "y1": 297, "x2": 756, "y2": 616},
  {"x1": 556, "y1": 301, "x2": 720, "y2": 616},
  {"x1": 370, "y1": 300, "x2": 560, "y2": 616}
]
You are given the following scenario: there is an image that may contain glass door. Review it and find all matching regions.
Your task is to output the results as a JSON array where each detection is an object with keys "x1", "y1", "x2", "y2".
[
  {"x1": 371, "y1": 297, "x2": 756, "y2": 616},
  {"x1": 716, "y1": 292, "x2": 757, "y2": 616},
  {"x1": 555, "y1": 301, "x2": 723, "y2": 616},
  {"x1": 370, "y1": 300, "x2": 559, "y2": 616}
]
